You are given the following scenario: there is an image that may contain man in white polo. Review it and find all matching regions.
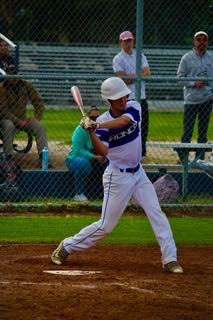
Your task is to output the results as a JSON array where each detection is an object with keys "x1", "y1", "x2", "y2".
[{"x1": 113, "y1": 31, "x2": 151, "y2": 159}]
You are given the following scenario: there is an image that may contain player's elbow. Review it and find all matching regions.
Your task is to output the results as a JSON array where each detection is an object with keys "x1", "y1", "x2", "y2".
[
  {"x1": 101, "y1": 147, "x2": 108, "y2": 157},
  {"x1": 97, "y1": 144, "x2": 108, "y2": 157},
  {"x1": 121, "y1": 116, "x2": 132, "y2": 126}
]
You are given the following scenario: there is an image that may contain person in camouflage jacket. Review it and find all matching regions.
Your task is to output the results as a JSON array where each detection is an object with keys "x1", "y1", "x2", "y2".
[{"x1": 0, "y1": 65, "x2": 50, "y2": 167}]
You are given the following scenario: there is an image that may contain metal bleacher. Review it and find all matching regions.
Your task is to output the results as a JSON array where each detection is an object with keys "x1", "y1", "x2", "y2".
[{"x1": 18, "y1": 44, "x2": 189, "y2": 106}]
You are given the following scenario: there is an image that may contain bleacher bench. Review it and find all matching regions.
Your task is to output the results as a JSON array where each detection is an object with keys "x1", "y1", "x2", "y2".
[{"x1": 17, "y1": 44, "x2": 190, "y2": 105}]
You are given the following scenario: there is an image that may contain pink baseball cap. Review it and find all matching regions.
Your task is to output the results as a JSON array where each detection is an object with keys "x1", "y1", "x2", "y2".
[{"x1": 119, "y1": 31, "x2": 134, "y2": 41}]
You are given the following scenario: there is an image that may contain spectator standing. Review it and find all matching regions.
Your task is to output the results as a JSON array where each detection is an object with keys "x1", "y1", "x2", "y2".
[
  {"x1": 177, "y1": 31, "x2": 213, "y2": 162},
  {"x1": 113, "y1": 31, "x2": 151, "y2": 158},
  {"x1": 65, "y1": 106, "x2": 106, "y2": 202},
  {"x1": 0, "y1": 65, "x2": 51, "y2": 168},
  {"x1": 0, "y1": 39, "x2": 16, "y2": 71}
]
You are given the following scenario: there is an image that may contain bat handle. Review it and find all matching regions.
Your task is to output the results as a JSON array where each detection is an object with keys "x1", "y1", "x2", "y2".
[{"x1": 79, "y1": 106, "x2": 85, "y2": 117}]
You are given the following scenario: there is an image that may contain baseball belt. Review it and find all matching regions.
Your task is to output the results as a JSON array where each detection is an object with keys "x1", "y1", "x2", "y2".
[{"x1": 119, "y1": 163, "x2": 140, "y2": 173}]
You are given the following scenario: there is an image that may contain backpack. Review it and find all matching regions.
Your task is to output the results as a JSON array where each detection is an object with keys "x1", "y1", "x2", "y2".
[
  {"x1": 153, "y1": 174, "x2": 180, "y2": 202},
  {"x1": 0, "y1": 153, "x2": 24, "y2": 202}
]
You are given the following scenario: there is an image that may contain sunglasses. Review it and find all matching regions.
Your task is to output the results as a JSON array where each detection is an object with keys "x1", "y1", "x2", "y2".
[
  {"x1": 195, "y1": 37, "x2": 208, "y2": 42},
  {"x1": 89, "y1": 116, "x2": 98, "y2": 121}
]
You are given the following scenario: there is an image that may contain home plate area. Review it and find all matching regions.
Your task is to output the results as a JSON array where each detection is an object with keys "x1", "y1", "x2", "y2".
[
  {"x1": 43, "y1": 270, "x2": 103, "y2": 276},
  {"x1": 0, "y1": 244, "x2": 212, "y2": 320}
]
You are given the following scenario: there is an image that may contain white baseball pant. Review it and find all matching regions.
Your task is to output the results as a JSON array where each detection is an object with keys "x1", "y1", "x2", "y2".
[{"x1": 63, "y1": 165, "x2": 177, "y2": 265}]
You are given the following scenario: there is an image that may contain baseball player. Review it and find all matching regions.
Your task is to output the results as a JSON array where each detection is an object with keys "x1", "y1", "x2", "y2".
[{"x1": 51, "y1": 77, "x2": 183, "y2": 273}]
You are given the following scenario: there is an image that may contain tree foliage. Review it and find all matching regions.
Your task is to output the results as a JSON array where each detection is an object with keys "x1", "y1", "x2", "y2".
[{"x1": 0, "y1": 0, "x2": 212, "y2": 46}]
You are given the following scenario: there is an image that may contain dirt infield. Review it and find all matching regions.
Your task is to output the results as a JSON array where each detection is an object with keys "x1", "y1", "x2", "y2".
[{"x1": 0, "y1": 244, "x2": 212, "y2": 320}]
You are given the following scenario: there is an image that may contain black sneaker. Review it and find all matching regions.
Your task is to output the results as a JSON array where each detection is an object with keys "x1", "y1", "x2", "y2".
[
  {"x1": 51, "y1": 241, "x2": 68, "y2": 265},
  {"x1": 163, "y1": 261, "x2": 183, "y2": 273}
]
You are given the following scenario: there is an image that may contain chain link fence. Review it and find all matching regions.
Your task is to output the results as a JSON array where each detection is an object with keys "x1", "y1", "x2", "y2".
[{"x1": 0, "y1": 0, "x2": 212, "y2": 207}]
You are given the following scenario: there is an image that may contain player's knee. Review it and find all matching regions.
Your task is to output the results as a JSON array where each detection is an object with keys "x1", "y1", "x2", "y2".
[
  {"x1": 100, "y1": 224, "x2": 114, "y2": 234},
  {"x1": 2, "y1": 119, "x2": 15, "y2": 132},
  {"x1": 31, "y1": 120, "x2": 46, "y2": 134}
]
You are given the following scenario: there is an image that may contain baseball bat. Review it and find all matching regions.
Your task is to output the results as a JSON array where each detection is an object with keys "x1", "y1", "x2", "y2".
[
  {"x1": 70, "y1": 86, "x2": 85, "y2": 116},
  {"x1": 0, "y1": 33, "x2": 17, "y2": 48},
  {"x1": 0, "y1": 68, "x2": 6, "y2": 75}
]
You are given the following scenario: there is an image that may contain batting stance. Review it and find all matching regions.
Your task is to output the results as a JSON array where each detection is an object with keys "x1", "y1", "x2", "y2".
[{"x1": 51, "y1": 77, "x2": 183, "y2": 273}]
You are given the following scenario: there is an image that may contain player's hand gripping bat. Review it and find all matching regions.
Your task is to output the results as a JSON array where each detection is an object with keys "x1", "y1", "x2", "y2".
[{"x1": 70, "y1": 86, "x2": 99, "y2": 130}]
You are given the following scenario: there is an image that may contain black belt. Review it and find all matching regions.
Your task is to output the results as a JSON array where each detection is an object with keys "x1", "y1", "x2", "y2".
[{"x1": 120, "y1": 163, "x2": 140, "y2": 173}]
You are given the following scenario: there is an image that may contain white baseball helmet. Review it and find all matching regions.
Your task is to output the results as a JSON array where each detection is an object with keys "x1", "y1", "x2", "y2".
[{"x1": 101, "y1": 77, "x2": 131, "y2": 101}]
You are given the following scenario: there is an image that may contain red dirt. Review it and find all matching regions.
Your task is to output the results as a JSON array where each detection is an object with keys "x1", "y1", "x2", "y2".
[{"x1": 0, "y1": 244, "x2": 212, "y2": 320}]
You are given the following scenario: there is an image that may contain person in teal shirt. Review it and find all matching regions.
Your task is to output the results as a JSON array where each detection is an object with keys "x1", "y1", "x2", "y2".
[{"x1": 65, "y1": 106, "x2": 106, "y2": 201}]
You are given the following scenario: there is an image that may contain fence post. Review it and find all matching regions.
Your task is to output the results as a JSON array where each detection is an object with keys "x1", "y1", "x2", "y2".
[
  {"x1": 135, "y1": 0, "x2": 143, "y2": 103},
  {"x1": 15, "y1": 44, "x2": 19, "y2": 73}
]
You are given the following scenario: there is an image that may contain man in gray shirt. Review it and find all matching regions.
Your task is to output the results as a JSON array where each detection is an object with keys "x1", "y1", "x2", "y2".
[{"x1": 177, "y1": 31, "x2": 213, "y2": 162}]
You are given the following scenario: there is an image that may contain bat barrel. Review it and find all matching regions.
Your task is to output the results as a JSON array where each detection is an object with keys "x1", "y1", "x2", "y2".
[
  {"x1": 0, "y1": 68, "x2": 6, "y2": 75},
  {"x1": 0, "y1": 33, "x2": 17, "y2": 48},
  {"x1": 71, "y1": 86, "x2": 85, "y2": 116}
]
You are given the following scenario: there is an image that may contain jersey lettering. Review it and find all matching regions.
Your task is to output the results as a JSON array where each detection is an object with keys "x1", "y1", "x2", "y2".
[{"x1": 108, "y1": 122, "x2": 139, "y2": 148}]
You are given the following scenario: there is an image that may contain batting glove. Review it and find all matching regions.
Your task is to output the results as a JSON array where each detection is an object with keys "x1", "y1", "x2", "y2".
[{"x1": 80, "y1": 116, "x2": 100, "y2": 130}]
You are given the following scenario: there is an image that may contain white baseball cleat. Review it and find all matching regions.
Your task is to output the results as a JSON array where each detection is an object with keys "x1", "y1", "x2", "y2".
[
  {"x1": 163, "y1": 261, "x2": 183, "y2": 273},
  {"x1": 51, "y1": 241, "x2": 69, "y2": 265}
]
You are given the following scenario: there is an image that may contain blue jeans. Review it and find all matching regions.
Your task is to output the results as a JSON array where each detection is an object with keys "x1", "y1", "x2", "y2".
[
  {"x1": 182, "y1": 101, "x2": 212, "y2": 144},
  {"x1": 178, "y1": 100, "x2": 212, "y2": 161},
  {"x1": 65, "y1": 157, "x2": 92, "y2": 195}
]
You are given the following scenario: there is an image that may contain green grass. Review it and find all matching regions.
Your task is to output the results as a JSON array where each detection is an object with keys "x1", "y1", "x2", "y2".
[
  {"x1": 25, "y1": 109, "x2": 213, "y2": 143},
  {"x1": 25, "y1": 109, "x2": 82, "y2": 142},
  {"x1": 0, "y1": 215, "x2": 212, "y2": 244}
]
